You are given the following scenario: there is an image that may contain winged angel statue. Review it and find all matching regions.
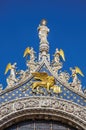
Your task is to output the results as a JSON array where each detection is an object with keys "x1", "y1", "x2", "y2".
[
  {"x1": 31, "y1": 72, "x2": 61, "y2": 94},
  {"x1": 23, "y1": 47, "x2": 36, "y2": 62},
  {"x1": 52, "y1": 48, "x2": 65, "y2": 73},
  {"x1": 70, "y1": 67, "x2": 84, "y2": 92},
  {"x1": 5, "y1": 63, "x2": 18, "y2": 87},
  {"x1": 23, "y1": 47, "x2": 37, "y2": 72},
  {"x1": 54, "y1": 48, "x2": 65, "y2": 62}
]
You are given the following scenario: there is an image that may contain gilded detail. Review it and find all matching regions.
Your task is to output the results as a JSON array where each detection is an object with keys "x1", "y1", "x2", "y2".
[{"x1": 31, "y1": 72, "x2": 61, "y2": 94}]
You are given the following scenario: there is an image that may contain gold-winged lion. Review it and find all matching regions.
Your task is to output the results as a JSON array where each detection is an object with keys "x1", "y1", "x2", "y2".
[{"x1": 31, "y1": 72, "x2": 61, "y2": 94}]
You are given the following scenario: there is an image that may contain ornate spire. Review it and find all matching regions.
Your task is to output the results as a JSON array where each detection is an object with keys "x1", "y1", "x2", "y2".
[
  {"x1": 0, "y1": 19, "x2": 85, "y2": 96},
  {"x1": 38, "y1": 19, "x2": 50, "y2": 62}
]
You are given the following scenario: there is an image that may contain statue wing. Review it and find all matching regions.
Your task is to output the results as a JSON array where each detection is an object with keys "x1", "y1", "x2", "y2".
[
  {"x1": 75, "y1": 67, "x2": 84, "y2": 77},
  {"x1": 32, "y1": 72, "x2": 48, "y2": 81},
  {"x1": 5, "y1": 63, "x2": 12, "y2": 74},
  {"x1": 59, "y1": 49, "x2": 65, "y2": 61},
  {"x1": 23, "y1": 47, "x2": 31, "y2": 57}
]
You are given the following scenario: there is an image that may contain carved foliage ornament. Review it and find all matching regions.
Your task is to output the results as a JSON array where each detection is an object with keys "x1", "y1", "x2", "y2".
[{"x1": 0, "y1": 97, "x2": 86, "y2": 129}]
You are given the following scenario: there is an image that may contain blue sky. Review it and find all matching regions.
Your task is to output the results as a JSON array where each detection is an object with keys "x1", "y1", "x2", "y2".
[{"x1": 0, "y1": 0, "x2": 86, "y2": 90}]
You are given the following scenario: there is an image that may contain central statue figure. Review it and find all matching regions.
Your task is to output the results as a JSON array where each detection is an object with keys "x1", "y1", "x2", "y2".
[
  {"x1": 38, "y1": 19, "x2": 49, "y2": 44},
  {"x1": 31, "y1": 72, "x2": 61, "y2": 94}
]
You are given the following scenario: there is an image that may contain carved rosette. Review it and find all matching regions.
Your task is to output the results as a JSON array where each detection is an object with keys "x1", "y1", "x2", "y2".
[
  {"x1": 0, "y1": 97, "x2": 86, "y2": 129},
  {"x1": 14, "y1": 101, "x2": 24, "y2": 110}
]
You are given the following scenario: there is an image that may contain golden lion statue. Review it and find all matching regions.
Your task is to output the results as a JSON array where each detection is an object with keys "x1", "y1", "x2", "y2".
[{"x1": 31, "y1": 72, "x2": 61, "y2": 94}]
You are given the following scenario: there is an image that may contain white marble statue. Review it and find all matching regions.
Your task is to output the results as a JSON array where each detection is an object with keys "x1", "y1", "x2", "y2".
[
  {"x1": 70, "y1": 67, "x2": 84, "y2": 93},
  {"x1": 38, "y1": 19, "x2": 49, "y2": 44},
  {"x1": 10, "y1": 63, "x2": 17, "y2": 80},
  {"x1": 5, "y1": 62, "x2": 18, "y2": 88},
  {"x1": 52, "y1": 48, "x2": 63, "y2": 73},
  {"x1": 53, "y1": 48, "x2": 65, "y2": 64},
  {"x1": 54, "y1": 48, "x2": 61, "y2": 64},
  {"x1": 26, "y1": 47, "x2": 37, "y2": 73}
]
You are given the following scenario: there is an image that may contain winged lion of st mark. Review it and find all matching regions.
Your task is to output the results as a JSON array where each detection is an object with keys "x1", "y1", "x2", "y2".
[{"x1": 31, "y1": 72, "x2": 61, "y2": 94}]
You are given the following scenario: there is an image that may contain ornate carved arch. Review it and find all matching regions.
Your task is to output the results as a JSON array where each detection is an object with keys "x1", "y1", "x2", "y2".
[{"x1": 0, "y1": 97, "x2": 86, "y2": 130}]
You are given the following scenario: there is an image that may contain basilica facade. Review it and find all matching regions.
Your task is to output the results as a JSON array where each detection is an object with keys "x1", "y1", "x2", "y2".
[{"x1": 0, "y1": 20, "x2": 86, "y2": 130}]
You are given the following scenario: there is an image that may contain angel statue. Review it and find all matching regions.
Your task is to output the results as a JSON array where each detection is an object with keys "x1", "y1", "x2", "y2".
[
  {"x1": 23, "y1": 47, "x2": 36, "y2": 73},
  {"x1": 52, "y1": 48, "x2": 65, "y2": 74},
  {"x1": 38, "y1": 19, "x2": 49, "y2": 44},
  {"x1": 23, "y1": 47, "x2": 36, "y2": 62},
  {"x1": 70, "y1": 67, "x2": 84, "y2": 92},
  {"x1": 31, "y1": 72, "x2": 61, "y2": 94},
  {"x1": 5, "y1": 62, "x2": 18, "y2": 88}
]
